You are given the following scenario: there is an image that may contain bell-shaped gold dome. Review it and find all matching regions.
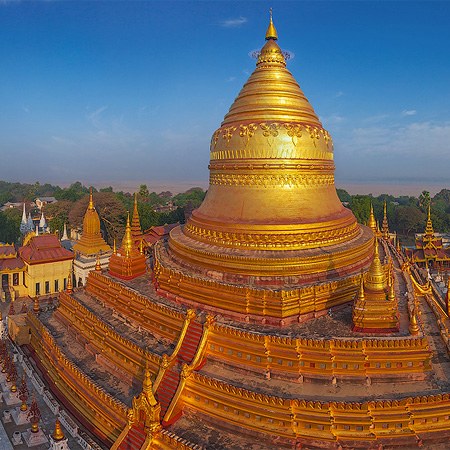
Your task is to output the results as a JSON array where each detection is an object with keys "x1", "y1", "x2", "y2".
[{"x1": 167, "y1": 17, "x2": 373, "y2": 280}]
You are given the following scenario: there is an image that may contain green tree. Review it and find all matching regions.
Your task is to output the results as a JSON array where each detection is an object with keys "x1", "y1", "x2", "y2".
[
  {"x1": 418, "y1": 190, "x2": 431, "y2": 212},
  {"x1": 336, "y1": 189, "x2": 351, "y2": 203},
  {"x1": 0, "y1": 209, "x2": 21, "y2": 243},
  {"x1": 394, "y1": 206, "x2": 424, "y2": 236},
  {"x1": 349, "y1": 195, "x2": 372, "y2": 225},
  {"x1": 173, "y1": 187, "x2": 206, "y2": 209},
  {"x1": 45, "y1": 200, "x2": 72, "y2": 237}
]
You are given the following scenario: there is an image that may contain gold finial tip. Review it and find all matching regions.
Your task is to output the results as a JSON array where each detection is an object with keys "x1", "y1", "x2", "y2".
[
  {"x1": 265, "y1": 8, "x2": 278, "y2": 40},
  {"x1": 52, "y1": 418, "x2": 65, "y2": 441}
]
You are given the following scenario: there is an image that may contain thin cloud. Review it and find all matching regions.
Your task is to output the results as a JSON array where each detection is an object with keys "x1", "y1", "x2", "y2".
[
  {"x1": 226, "y1": 76, "x2": 236, "y2": 82},
  {"x1": 220, "y1": 16, "x2": 247, "y2": 28},
  {"x1": 86, "y1": 105, "x2": 108, "y2": 127},
  {"x1": 335, "y1": 91, "x2": 344, "y2": 98},
  {"x1": 401, "y1": 109, "x2": 417, "y2": 117}
]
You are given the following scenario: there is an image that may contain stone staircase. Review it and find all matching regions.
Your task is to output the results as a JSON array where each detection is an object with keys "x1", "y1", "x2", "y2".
[
  {"x1": 156, "y1": 319, "x2": 205, "y2": 422},
  {"x1": 157, "y1": 367, "x2": 180, "y2": 417},
  {"x1": 178, "y1": 320, "x2": 203, "y2": 364},
  {"x1": 117, "y1": 423, "x2": 146, "y2": 450}
]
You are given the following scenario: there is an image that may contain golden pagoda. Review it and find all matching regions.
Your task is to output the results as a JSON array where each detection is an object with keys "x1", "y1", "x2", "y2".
[
  {"x1": 109, "y1": 213, "x2": 146, "y2": 280},
  {"x1": 381, "y1": 200, "x2": 390, "y2": 240},
  {"x1": 73, "y1": 188, "x2": 111, "y2": 256},
  {"x1": 154, "y1": 12, "x2": 374, "y2": 324},
  {"x1": 131, "y1": 193, "x2": 143, "y2": 241},
  {"x1": 22, "y1": 13, "x2": 450, "y2": 450},
  {"x1": 352, "y1": 239, "x2": 399, "y2": 332},
  {"x1": 367, "y1": 202, "x2": 377, "y2": 234}
]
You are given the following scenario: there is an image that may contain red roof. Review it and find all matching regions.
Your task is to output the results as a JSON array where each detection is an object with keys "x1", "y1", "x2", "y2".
[
  {"x1": 0, "y1": 258, "x2": 24, "y2": 271},
  {"x1": 143, "y1": 223, "x2": 179, "y2": 245},
  {"x1": 0, "y1": 244, "x2": 16, "y2": 258},
  {"x1": 19, "y1": 234, "x2": 73, "y2": 264}
]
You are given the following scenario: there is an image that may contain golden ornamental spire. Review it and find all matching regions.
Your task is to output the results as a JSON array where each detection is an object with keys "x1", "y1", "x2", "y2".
[
  {"x1": 66, "y1": 267, "x2": 73, "y2": 293},
  {"x1": 131, "y1": 193, "x2": 143, "y2": 240},
  {"x1": 113, "y1": 239, "x2": 117, "y2": 255},
  {"x1": 364, "y1": 238, "x2": 387, "y2": 292},
  {"x1": 122, "y1": 212, "x2": 133, "y2": 257},
  {"x1": 381, "y1": 200, "x2": 390, "y2": 239},
  {"x1": 95, "y1": 253, "x2": 101, "y2": 271},
  {"x1": 265, "y1": 8, "x2": 278, "y2": 40},
  {"x1": 409, "y1": 308, "x2": 420, "y2": 335},
  {"x1": 425, "y1": 203, "x2": 434, "y2": 236},
  {"x1": 72, "y1": 186, "x2": 111, "y2": 256},
  {"x1": 52, "y1": 418, "x2": 65, "y2": 441},
  {"x1": 367, "y1": 202, "x2": 377, "y2": 234},
  {"x1": 357, "y1": 273, "x2": 365, "y2": 301},
  {"x1": 88, "y1": 187, "x2": 95, "y2": 211}
]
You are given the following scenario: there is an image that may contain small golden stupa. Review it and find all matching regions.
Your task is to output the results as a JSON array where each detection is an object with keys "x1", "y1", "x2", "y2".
[
  {"x1": 72, "y1": 188, "x2": 111, "y2": 256},
  {"x1": 352, "y1": 238, "x2": 399, "y2": 332},
  {"x1": 109, "y1": 213, "x2": 146, "y2": 280}
]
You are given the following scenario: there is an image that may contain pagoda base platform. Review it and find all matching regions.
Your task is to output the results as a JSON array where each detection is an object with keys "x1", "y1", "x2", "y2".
[{"x1": 23, "y1": 428, "x2": 48, "y2": 447}]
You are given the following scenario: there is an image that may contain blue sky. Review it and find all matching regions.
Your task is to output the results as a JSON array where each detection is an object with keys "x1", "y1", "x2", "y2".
[{"x1": 1, "y1": 1, "x2": 450, "y2": 192}]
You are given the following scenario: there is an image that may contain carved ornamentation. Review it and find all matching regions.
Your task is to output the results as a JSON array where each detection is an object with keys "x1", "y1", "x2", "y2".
[
  {"x1": 239, "y1": 123, "x2": 258, "y2": 146},
  {"x1": 209, "y1": 173, "x2": 335, "y2": 188}
]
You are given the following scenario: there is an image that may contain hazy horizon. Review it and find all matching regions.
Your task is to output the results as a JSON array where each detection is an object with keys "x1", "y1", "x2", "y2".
[{"x1": 2, "y1": 2, "x2": 450, "y2": 189}]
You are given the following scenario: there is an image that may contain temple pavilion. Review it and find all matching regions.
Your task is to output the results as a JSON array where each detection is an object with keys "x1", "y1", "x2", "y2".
[
  {"x1": 405, "y1": 205, "x2": 450, "y2": 270},
  {"x1": 11, "y1": 13, "x2": 450, "y2": 450}
]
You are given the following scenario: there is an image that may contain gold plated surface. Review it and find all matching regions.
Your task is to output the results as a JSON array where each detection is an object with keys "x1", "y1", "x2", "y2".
[
  {"x1": 164, "y1": 17, "x2": 373, "y2": 288},
  {"x1": 73, "y1": 187, "x2": 111, "y2": 256}
]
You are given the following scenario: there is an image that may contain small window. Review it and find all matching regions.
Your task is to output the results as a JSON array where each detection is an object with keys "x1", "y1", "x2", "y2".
[
  {"x1": 23, "y1": 272, "x2": 27, "y2": 287},
  {"x1": 35, "y1": 283, "x2": 40, "y2": 296},
  {"x1": 45, "y1": 281, "x2": 50, "y2": 294},
  {"x1": 63, "y1": 278, "x2": 67, "y2": 290},
  {"x1": 54, "y1": 280, "x2": 59, "y2": 292},
  {"x1": 13, "y1": 273, "x2": 19, "y2": 286}
]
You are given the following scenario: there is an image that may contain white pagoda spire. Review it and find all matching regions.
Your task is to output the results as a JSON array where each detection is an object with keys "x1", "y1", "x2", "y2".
[
  {"x1": 21, "y1": 203, "x2": 27, "y2": 224},
  {"x1": 61, "y1": 223, "x2": 69, "y2": 241},
  {"x1": 39, "y1": 210, "x2": 47, "y2": 230}
]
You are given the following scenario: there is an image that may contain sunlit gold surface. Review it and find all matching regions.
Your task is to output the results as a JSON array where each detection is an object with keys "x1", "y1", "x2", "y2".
[
  {"x1": 73, "y1": 187, "x2": 111, "y2": 256},
  {"x1": 52, "y1": 419, "x2": 65, "y2": 441},
  {"x1": 161, "y1": 16, "x2": 373, "y2": 314},
  {"x1": 109, "y1": 213, "x2": 146, "y2": 279},
  {"x1": 352, "y1": 239, "x2": 399, "y2": 332}
]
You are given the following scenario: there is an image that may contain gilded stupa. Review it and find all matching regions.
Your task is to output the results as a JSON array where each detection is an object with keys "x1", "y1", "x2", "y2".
[
  {"x1": 73, "y1": 187, "x2": 112, "y2": 286},
  {"x1": 20, "y1": 13, "x2": 450, "y2": 450},
  {"x1": 155, "y1": 13, "x2": 374, "y2": 325},
  {"x1": 73, "y1": 188, "x2": 111, "y2": 256}
]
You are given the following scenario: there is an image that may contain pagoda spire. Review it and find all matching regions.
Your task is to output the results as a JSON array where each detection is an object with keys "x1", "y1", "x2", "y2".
[
  {"x1": 381, "y1": 201, "x2": 390, "y2": 239},
  {"x1": 367, "y1": 202, "x2": 377, "y2": 234},
  {"x1": 131, "y1": 193, "x2": 143, "y2": 241},
  {"x1": 122, "y1": 212, "x2": 133, "y2": 257},
  {"x1": 72, "y1": 187, "x2": 111, "y2": 256},
  {"x1": 20, "y1": 203, "x2": 30, "y2": 235},
  {"x1": 61, "y1": 222, "x2": 69, "y2": 241},
  {"x1": 52, "y1": 418, "x2": 65, "y2": 441},
  {"x1": 21, "y1": 203, "x2": 27, "y2": 224},
  {"x1": 265, "y1": 8, "x2": 278, "y2": 40},
  {"x1": 365, "y1": 237, "x2": 387, "y2": 292},
  {"x1": 109, "y1": 213, "x2": 146, "y2": 280},
  {"x1": 352, "y1": 237, "x2": 399, "y2": 333},
  {"x1": 424, "y1": 203, "x2": 434, "y2": 237},
  {"x1": 88, "y1": 186, "x2": 95, "y2": 211},
  {"x1": 39, "y1": 210, "x2": 47, "y2": 231}
]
